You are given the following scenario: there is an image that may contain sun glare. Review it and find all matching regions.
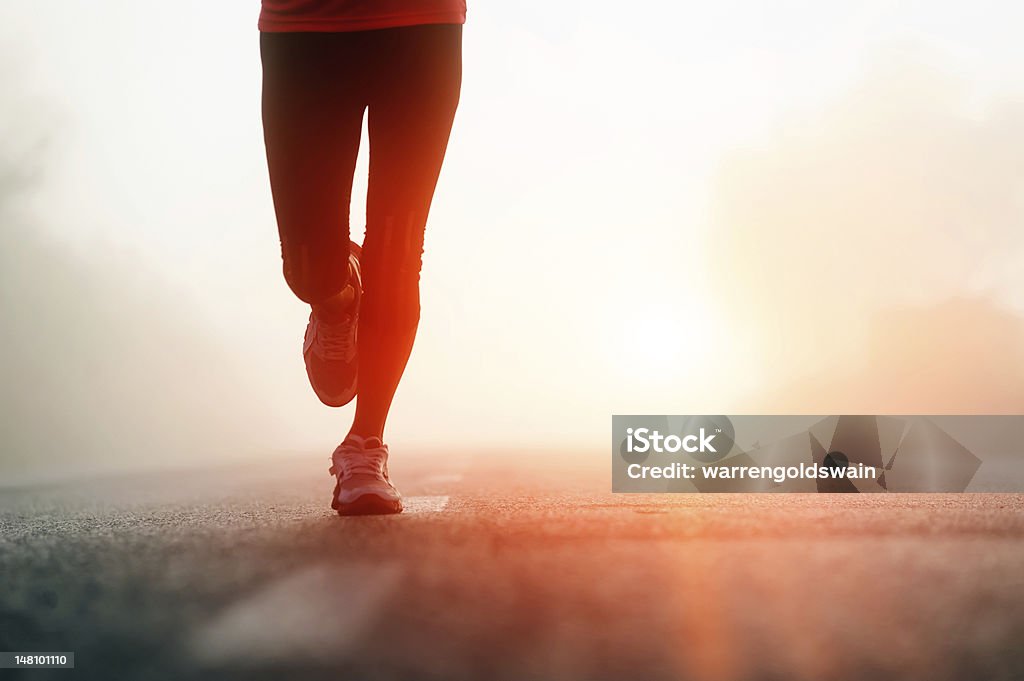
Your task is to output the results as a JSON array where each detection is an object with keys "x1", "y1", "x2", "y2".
[{"x1": 610, "y1": 300, "x2": 717, "y2": 381}]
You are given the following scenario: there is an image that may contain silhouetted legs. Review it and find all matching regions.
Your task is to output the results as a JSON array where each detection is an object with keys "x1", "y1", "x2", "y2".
[{"x1": 261, "y1": 25, "x2": 462, "y2": 440}]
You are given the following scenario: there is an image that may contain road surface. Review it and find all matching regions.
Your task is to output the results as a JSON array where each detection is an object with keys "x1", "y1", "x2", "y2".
[{"x1": 2, "y1": 449, "x2": 1023, "y2": 681}]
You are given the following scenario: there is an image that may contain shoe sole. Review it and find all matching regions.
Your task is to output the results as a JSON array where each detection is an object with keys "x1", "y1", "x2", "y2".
[
  {"x1": 331, "y1": 482, "x2": 403, "y2": 516},
  {"x1": 313, "y1": 385, "x2": 357, "y2": 408}
]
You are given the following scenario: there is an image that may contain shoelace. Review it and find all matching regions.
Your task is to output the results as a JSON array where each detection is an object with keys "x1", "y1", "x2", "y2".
[
  {"x1": 329, "y1": 445, "x2": 388, "y2": 479},
  {"x1": 316, "y1": 314, "x2": 356, "y2": 361}
]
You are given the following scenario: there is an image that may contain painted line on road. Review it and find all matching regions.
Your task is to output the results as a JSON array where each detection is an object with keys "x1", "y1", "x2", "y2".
[{"x1": 189, "y1": 562, "x2": 403, "y2": 666}]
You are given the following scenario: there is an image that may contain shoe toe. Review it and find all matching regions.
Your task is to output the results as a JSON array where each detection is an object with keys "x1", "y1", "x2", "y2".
[
  {"x1": 336, "y1": 483, "x2": 401, "y2": 506},
  {"x1": 305, "y1": 353, "x2": 357, "y2": 407}
]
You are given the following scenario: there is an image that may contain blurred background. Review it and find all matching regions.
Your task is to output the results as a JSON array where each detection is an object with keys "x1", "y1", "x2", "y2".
[{"x1": 2, "y1": 1, "x2": 1023, "y2": 480}]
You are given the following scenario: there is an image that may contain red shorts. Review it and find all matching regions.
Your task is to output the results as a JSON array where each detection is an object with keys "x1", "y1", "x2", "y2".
[{"x1": 259, "y1": 0, "x2": 467, "y2": 32}]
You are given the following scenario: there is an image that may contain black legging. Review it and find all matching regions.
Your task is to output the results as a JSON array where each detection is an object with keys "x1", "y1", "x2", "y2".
[{"x1": 261, "y1": 25, "x2": 462, "y2": 434}]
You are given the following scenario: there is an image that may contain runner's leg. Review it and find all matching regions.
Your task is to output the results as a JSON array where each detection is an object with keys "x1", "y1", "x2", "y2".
[
  {"x1": 350, "y1": 24, "x2": 463, "y2": 440},
  {"x1": 261, "y1": 31, "x2": 367, "y2": 306}
]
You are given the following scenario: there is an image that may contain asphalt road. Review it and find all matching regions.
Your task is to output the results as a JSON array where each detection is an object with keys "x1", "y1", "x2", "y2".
[{"x1": 1, "y1": 450, "x2": 1023, "y2": 681}]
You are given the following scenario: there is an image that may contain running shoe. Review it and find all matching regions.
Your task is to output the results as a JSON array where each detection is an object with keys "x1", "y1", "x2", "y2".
[
  {"x1": 329, "y1": 434, "x2": 403, "y2": 515},
  {"x1": 302, "y1": 244, "x2": 361, "y2": 407}
]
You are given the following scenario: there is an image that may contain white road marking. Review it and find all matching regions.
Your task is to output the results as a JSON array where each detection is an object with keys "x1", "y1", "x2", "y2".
[
  {"x1": 190, "y1": 562, "x2": 403, "y2": 666},
  {"x1": 402, "y1": 495, "x2": 450, "y2": 513}
]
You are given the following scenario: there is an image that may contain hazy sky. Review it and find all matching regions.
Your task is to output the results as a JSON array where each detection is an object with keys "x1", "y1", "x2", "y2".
[{"x1": 2, "y1": 1, "x2": 1023, "y2": 475}]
